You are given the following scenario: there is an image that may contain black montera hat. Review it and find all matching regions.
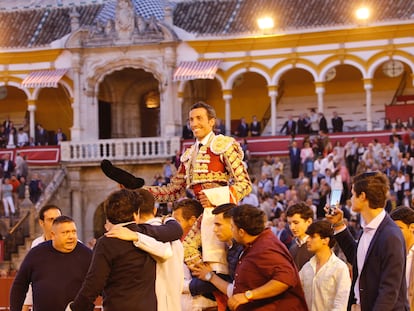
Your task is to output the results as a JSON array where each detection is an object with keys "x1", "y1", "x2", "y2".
[{"x1": 100, "y1": 159, "x2": 145, "y2": 189}]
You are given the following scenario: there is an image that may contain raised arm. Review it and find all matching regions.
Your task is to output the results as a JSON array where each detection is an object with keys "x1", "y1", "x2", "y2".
[
  {"x1": 138, "y1": 218, "x2": 183, "y2": 242},
  {"x1": 144, "y1": 164, "x2": 187, "y2": 202},
  {"x1": 220, "y1": 140, "x2": 252, "y2": 202}
]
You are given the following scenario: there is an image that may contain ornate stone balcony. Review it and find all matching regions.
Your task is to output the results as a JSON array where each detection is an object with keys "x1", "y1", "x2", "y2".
[{"x1": 60, "y1": 137, "x2": 181, "y2": 163}]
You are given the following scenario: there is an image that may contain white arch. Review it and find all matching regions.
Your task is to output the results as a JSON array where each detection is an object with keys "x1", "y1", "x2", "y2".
[
  {"x1": 92, "y1": 61, "x2": 162, "y2": 86},
  {"x1": 319, "y1": 60, "x2": 341, "y2": 81},
  {"x1": 214, "y1": 74, "x2": 225, "y2": 90},
  {"x1": 368, "y1": 55, "x2": 414, "y2": 78},
  {"x1": 89, "y1": 59, "x2": 163, "y2": 98},
  {"x1": 58, "y1": 80, "x2": 74, "y2": 98},
  {"x1": 342, "y1": 59, "x2": 366, "y2": 78},
  {"x1": 31, "y1": 80, "x2": 74, "y2": 100},
  {"x1": 1, "y1": 81, "x2": 32, "y2": 99},
  {"x1": 225, "y1": 67, "x2": 271, "y2": 90},
  {"x1": 176, "y1": 74, "x2": 225, "y2": 93},
  {"x1": 271, "y1": 63, "x2": 317, "y2": 85}
]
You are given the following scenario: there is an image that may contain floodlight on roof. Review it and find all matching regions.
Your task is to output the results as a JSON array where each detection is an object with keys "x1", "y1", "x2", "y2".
[
  {"x1": 257, "y1": 17, "x2": 274, "y2": 30},
  {"x1": 356, "y1": 7, "x2": 370, "y2": 20}
]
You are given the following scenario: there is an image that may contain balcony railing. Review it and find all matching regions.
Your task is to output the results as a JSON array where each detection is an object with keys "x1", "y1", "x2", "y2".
[{"x1": 60, "y1": 137, "x2": 181, "y2": 162}]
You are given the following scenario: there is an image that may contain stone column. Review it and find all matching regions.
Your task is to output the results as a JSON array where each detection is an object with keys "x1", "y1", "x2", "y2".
[
  {"x1": 364, "y1": 79, "x2": 373, "y2": 131},
  {"x1": 268, "y1": 85, "x2": 278, "y2": 136},
  {"x1": 71, "y1": 188, "x2": 84, "y2": 241},
  {"x1": 315, "y1": 82, "x2": 325, "y2": 113},
  {"x1": 163, "y1": 47, "x2": 177, "y2": 137},
  {"x1": 71, "y1": 53, "x2": 82, "y2": 141},
  {"x1": 27, "y1": 101, "x2": 36, "y2": 141},
  {"x1": 223, "y1": 90, "x2": 232, "y2": 136},
  {"x1": 68, "y1": 168, "x2": 84, "y2": 240},
  {"x1": 177, "y1": 92, "x2": 184, "y2": 136}
]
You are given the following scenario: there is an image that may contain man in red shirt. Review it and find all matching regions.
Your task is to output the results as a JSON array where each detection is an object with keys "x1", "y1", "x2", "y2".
[{"x1": 228, "y1": 204, "x2": 308, "y2": 311}]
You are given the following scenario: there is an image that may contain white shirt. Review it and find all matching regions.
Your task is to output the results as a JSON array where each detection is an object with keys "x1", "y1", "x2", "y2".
[
  {"x1": 197, "y1": 131, "x2": 214, "y2": 149},
  {"x1": 394, "y1": 176, "x2": 404, "y2": 192},
  {"x1": 406, "y1": 245, "x2": 414, "y2": 299},
  {"x1": 355, "y1": 209, "x2": 386, "y2": 304},
  {"x1": 299, "y1": 252, "x2": 351, "y2": 311},
  {"x1": 17, "y1": 132, "x2": 29, "y2": 146},
  {"x1": 241, "y1": 193, "x2": 259, "y2": 207},
  {"x1": 313, "y1": 159, "x2": 322, "y2": 175},
  {"x1": 135, "y1": 217, "x2": 184, "y2": 311}
]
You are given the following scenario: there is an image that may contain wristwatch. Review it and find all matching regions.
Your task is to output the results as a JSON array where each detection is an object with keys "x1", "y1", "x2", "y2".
[
  {"x1": 205, "y1": 271, "x2": 213, "y2": 281},
  {"x1": 244, "y1": 290, "x2": 253, "y2": 301}
]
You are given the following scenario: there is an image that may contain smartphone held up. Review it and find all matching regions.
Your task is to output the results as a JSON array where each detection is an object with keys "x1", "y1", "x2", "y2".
[{"x1": 327, "y1": 189, "x2": 342, "y2": 215}]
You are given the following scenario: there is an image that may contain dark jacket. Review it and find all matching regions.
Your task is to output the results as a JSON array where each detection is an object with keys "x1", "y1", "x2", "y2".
[
  {"x1": 281, "y1": 120, "x2": 296, "y2": 136},
  {"x1": 332, "y1": 116, "x2": 344, "y2": 132},
  {"x1": 71, "y1": 220, "x2": 183, "y2": 311},
  {"x1": 250, "y1": 121, "x2": 261, "y2": 136},
  {"x1": 319, "y1": 116, "x2": 328, "y2": 133},
  {"x1": 236, "y1": 123, "x2": 249, "y2": 137},
  {"x1": 1, "y1": 159, "x2": 14, "y2": 179},
  {"x1": 335, "y1": 214, "x2": 409, "y2": 311}
]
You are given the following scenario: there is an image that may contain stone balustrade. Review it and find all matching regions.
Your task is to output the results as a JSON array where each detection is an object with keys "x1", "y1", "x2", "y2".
[{"x1": 60, "y1": 137, "x2": 181, "y2": 162}]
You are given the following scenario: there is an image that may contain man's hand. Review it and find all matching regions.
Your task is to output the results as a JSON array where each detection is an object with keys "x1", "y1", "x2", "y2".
[
  {"x1": 228, "y1": 293, "x2": 249, "y2": 310},
  {"x1": 105, "y1": 224, "x2": 138, "y2": 242},
  {"x1": 198, "y1": 192, "x2": 213, "y2": 208},
  {"x1": 324, "y1": 204, "x2": 344, "y2": 224},
  {"x1": 324, "y1": 204, "x2": 347, "y2": 231},
  {"x1": 192, "y1": 263, "x2": 212, "y2": 280}
]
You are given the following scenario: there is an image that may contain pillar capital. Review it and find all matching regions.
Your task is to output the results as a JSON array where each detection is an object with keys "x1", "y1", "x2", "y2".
[
  {"x1": 364, "y1": 84, "x2": 373, "y2": 91},
  {"x1": 27, "y1": 101, "x2": 36, "y2": 111},
  {"x1": 223, "y1": 89, "x2": 232, "y2": 98},
  {"x1": 267, "y1": 85, "x2": 278, "y2": 93},
  {"x1": 363, "y1": 78, "x2": 373, "y2": 89},
  {"x1": 314, "y1": 81, "x2": 325, "y2": 89}
]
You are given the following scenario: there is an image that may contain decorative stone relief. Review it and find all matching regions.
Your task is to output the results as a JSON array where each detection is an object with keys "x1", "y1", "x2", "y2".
[
  {"x1": 115, "y1": 0, "x2": 134, "y2": 42},
  {"x1": 81, "y1": 0, "x2": 168, "y2": 47}
]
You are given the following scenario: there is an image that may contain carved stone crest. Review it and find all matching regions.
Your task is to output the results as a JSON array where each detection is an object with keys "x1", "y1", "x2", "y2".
[
  {"x1": 77, "y1": 0, "x2": 172, "y2": 48},
  {"x1": 115, "y1": 0, "x2": 134, "y2": 41}
]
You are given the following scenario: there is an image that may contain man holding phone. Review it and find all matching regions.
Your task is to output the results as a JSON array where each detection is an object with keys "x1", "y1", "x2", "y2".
[{"x1": 326, "y1": 171, "x2": 408, "y2": 311}]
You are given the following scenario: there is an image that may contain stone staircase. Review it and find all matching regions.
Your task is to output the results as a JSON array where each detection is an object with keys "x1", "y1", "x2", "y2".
[{"x1": 0, "y1": 167, "x2": 67, "y2": 274}]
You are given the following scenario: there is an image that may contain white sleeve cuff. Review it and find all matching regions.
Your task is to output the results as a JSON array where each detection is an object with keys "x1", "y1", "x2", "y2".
[
  {"x1": 227, "y1": 282, "x2": 234, "y2": 298},
  {"x1": 65, "y1": 302, "x2": 73, "y2": 311}
]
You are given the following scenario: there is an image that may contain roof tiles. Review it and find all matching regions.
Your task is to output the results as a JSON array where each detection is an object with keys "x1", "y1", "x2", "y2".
[
  {"x1": 0, "y1": 0, "x2": 413, "y2": 48},
  {"x1": 0, "y1": 4, "x2": 102, "y2": 48},
  {"x1": 173, "y1": 0, "x2": 414, "y2": 35}
]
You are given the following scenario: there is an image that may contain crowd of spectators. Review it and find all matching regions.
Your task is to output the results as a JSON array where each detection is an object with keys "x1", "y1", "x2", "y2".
[
  {"x1": 384, "y1": 116, "x2": 414, "y2": 130},
  {"x1": 0, "y1": 116, "x2": 67, "y2": 148},
  {"x1": 3, "y1": 106, "x2": 414, "y2": 309},
  {"x1": 0, "y1": 152, "x2": 44, "y2": 218},
  {"x1": 280, "y1": 109, "x2": 343, "y2": 136}
]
